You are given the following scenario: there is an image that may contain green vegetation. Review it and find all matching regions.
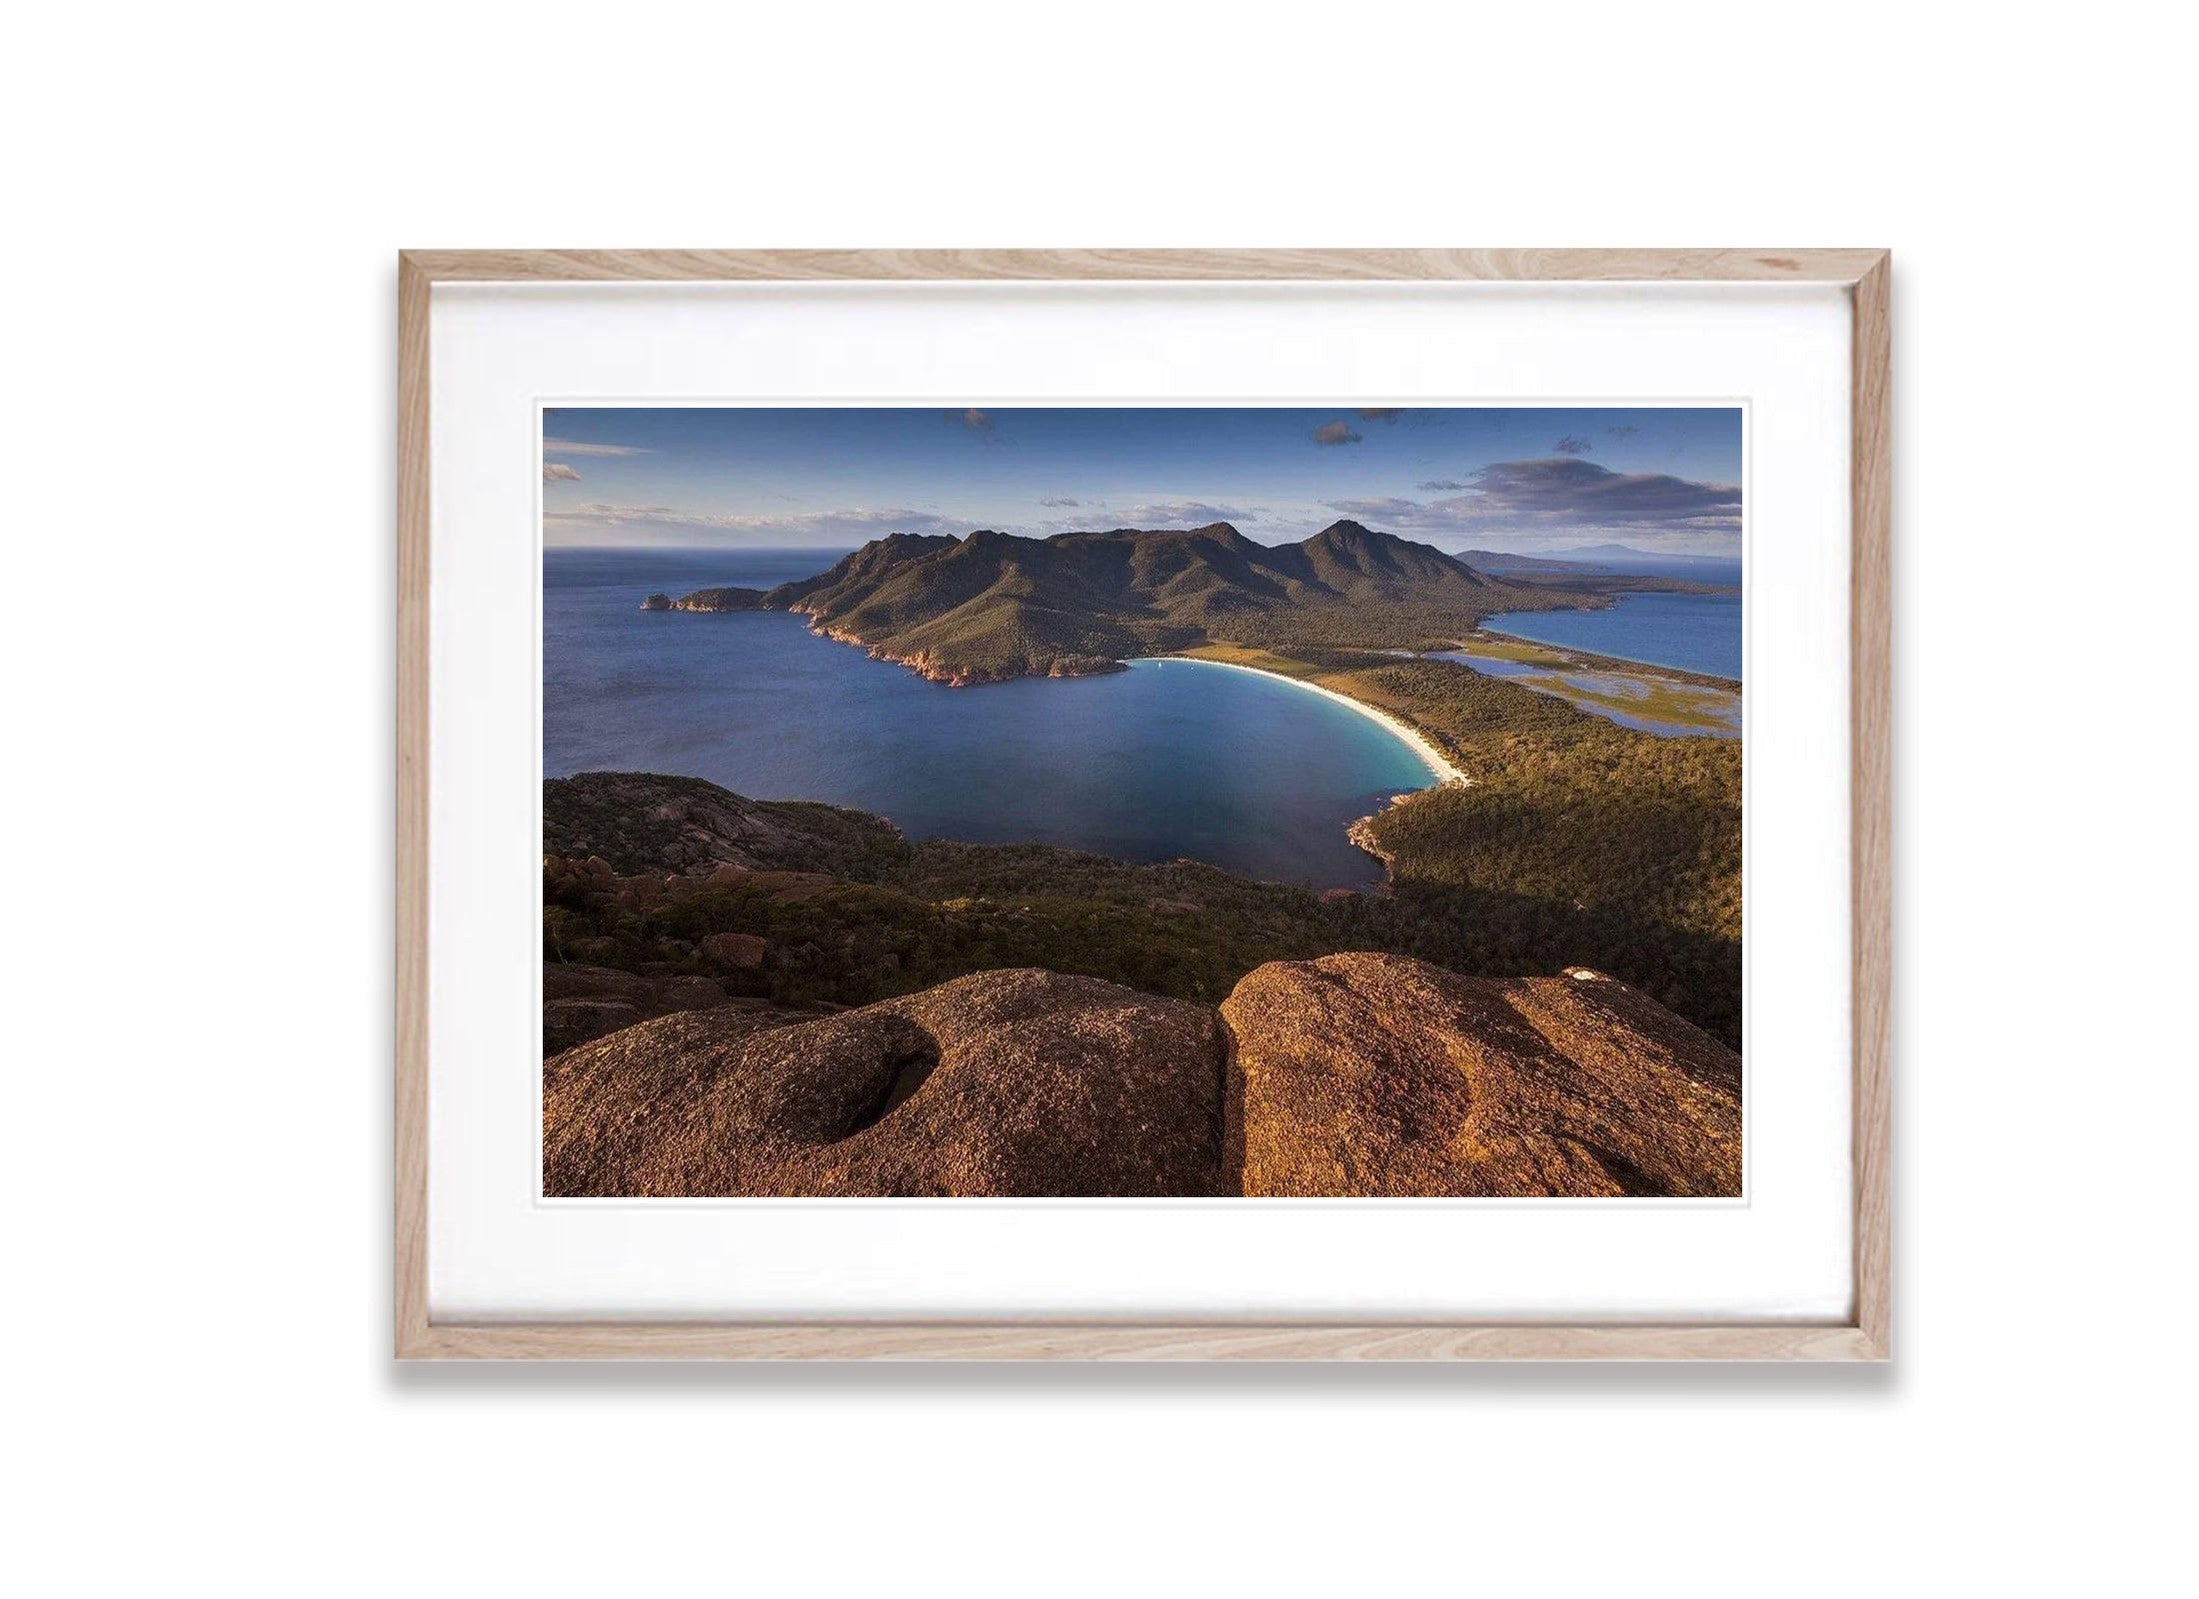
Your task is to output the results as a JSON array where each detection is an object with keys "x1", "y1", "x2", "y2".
[
  {"x1": 1165, "y1": 644, "x2": 1740, "y2": 1039},
  {"x1": 1472, "y1": 628, "x2": 1740, "y2": 692},
  {"x1": 1172, "y1": 641, "x2": 1342, "y2": 677},
  {"x1": 544, "y1": 648, "x2": 1742, "y2": 1043},
  {"x1": 543, "y1": 771, "x2": 908, "y2": 880},
  {"x1": 703, "y1": 521, "x2": 1603, "y2": 682},
  {"x1": 545, "y1": 844, "x2": 1352, "y2": 1011},
  {"x1": 575, "y1": 528, "x2": 1744, "y2": 1046},
  {"x1": 1510, "y1": 672, "x2": 1738, "y2": 733},
  {"x1": 1431, "y1": 634, "x2": 1575, "y2": 666},
  {"x1": 1299, "y1": 654, "x2": 1739, "y2": 1039},
  {"x1": 670, "y1": 586, "x2": 767, "y2": 612}
]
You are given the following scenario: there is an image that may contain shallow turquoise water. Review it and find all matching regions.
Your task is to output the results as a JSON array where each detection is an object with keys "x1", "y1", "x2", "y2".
[{"x1": 545, "y1": 548, "x2": 1439, "y2": 888}]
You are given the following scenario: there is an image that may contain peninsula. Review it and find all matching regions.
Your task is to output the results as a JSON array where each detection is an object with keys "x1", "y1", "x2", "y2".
[
  {"x1": 661, "y1": 521, "x2": 1628, "y2": 685},
  {"x1": 630, "y1": 518, "x2": 1743, "y2": 1045}
]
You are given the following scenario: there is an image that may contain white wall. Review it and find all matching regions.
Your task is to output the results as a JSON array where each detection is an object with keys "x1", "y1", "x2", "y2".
[{"x1": 8, "y1": 2, "x2": 2188, "y2": 1593}]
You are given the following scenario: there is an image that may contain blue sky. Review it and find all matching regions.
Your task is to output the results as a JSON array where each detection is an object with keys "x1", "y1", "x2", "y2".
[{"x1": 542, "y1": 406, "x2": 1743, "y2": 553}]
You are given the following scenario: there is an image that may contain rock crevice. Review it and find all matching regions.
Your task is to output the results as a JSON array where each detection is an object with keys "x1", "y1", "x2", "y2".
[{"x1": 545, "y1": 953, "x2": 1740, "y2": 1199}]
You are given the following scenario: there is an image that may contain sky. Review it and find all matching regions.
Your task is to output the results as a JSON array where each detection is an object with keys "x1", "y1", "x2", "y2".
[{"x1": 542, "y1": 406, "x2": 1743, "y2": 554}]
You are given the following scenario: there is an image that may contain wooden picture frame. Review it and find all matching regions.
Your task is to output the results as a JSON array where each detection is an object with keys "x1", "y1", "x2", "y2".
[{"x1": 397, "y1": 249, "x2": 1890, "y2": 1360}]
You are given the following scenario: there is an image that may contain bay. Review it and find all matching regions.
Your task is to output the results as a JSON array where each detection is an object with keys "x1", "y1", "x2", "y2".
[{"x1": 545, "y1": 548, "x2": 1442, "y2": 889}]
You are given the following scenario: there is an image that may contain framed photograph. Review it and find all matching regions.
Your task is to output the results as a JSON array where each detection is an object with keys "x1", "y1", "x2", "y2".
[{"x1": 398, "y1": 249, "x2": 1889, "y2": 1359}]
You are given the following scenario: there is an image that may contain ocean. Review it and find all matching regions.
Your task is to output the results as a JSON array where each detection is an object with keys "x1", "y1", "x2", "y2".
[
  {"x1": 1481, "y1": 559, "x2": 1742, "y2": 681},
  {"x1": 545, "y1": 548, "x2": 1438, "y2": 889}
]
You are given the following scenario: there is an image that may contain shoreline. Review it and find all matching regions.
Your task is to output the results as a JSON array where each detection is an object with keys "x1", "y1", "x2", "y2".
[
  {"x1": 1132, "y1": 656, "x2": 1467, "y2": 787},
  {"x1": 1475, "y1": 617, "x2": 1742, "y2": 691}
]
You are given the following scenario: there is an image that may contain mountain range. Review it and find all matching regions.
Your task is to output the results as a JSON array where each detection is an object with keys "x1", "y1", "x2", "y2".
[{"x1": 672, "y1": 520, "x2": 1594, "y2": 684}]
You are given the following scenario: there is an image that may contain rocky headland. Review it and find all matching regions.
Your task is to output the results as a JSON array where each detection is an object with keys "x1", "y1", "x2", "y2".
[{"x1": 666, "y1": 586, "x2": 768, "y2": 612}]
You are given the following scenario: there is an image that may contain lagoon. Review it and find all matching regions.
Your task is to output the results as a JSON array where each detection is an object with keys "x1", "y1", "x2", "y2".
[{"x1": 1481, "y1": 585, "x2": 1743, "y2": 681}]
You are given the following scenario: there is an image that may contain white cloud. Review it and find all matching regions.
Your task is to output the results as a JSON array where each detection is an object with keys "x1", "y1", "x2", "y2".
[
  {"x1": 542, "y1": 437, "x2": 654, "y2": 458},
  {"x1": 1324, "y1": 458, "x2": 1741, "y2": 549},
  {"x1": 543, "y1": 462, "x2": 582, "y2": 483},
  {"x1": 1321, "y1": 497, "x2": 1421, "y2": 519},
  {"x1": 545, "y1": 503, "x2": 968, "y2": 540},
  {"x1": 1113, "y1": 500, "x2": 1255, "y2": 526}
]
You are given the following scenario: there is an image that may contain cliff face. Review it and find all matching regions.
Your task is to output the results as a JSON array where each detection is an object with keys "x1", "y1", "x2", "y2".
[{"x1": 544, "y1": 953, "x2": 1741, "y2": 1199}]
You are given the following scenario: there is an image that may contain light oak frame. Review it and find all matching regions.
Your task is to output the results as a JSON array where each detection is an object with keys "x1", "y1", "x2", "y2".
[{"x1": 397, "y1": 249, "x2": 1891, "y2": 1360}]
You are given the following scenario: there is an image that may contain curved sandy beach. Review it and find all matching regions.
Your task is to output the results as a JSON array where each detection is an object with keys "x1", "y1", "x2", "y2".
[{"x1": 1134, "y1": 657, "x2": 1467, "y2": 787}]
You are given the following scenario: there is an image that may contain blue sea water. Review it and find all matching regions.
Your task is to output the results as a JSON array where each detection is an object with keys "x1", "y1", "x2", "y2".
[
  {"x1": 545, "y1": 548, "x2": 1439, "y2": 889},
  {"x1": 1481, "y1": 584, "x2": 1743, "y2": 680}
]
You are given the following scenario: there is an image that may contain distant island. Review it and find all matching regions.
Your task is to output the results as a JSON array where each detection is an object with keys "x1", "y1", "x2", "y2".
[
  {"x1": 652, "y1": 520, "x2": 1706, "y2": 685},
  {"x1": 1449, "y1": 548, "x2": 1610, "y2": 573},
  {"x1": 1548, "y1": 542, "x2": 1738, "y2": 565}
]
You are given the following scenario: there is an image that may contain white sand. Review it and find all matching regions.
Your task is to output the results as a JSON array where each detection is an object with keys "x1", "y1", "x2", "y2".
[{"x1": 1132, "y1": 657, "x2": 1467, "y2": 787}]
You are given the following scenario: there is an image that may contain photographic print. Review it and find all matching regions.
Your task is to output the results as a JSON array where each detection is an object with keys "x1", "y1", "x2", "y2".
[{"x1": 541, "y1": 405, "x2": 1744, "y2": 1200}]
